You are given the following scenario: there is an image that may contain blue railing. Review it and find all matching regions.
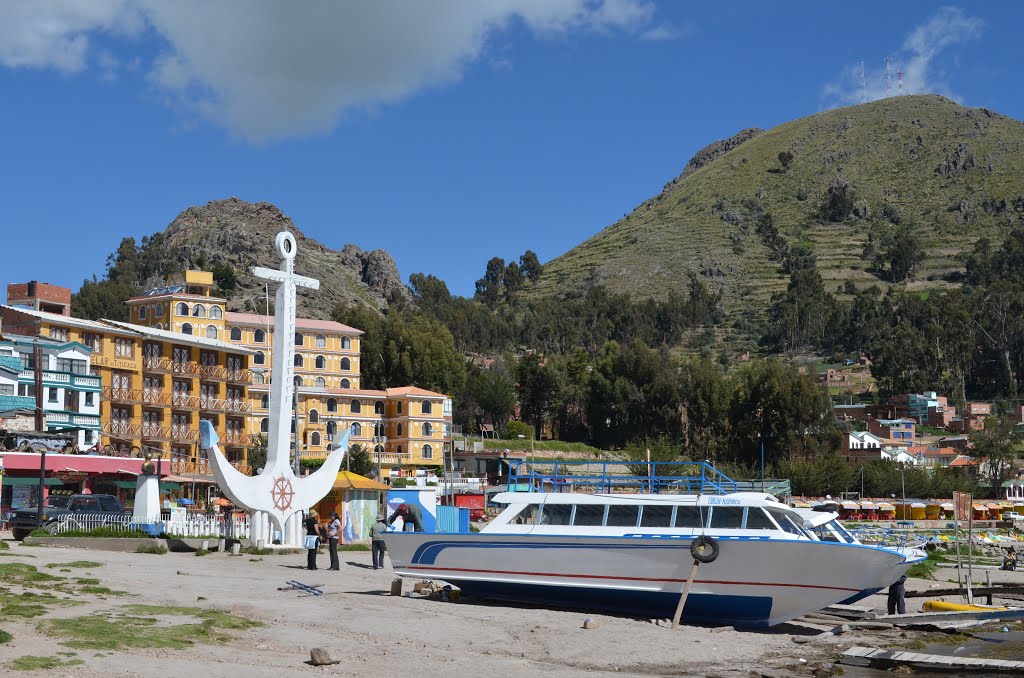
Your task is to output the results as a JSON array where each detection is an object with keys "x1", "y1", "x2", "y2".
[{"x1": 507, "y1": 460, "x2": 739, "y2": 495}]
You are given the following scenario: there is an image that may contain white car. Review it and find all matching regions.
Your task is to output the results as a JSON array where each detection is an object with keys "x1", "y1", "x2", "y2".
[{"x1": 1001, "y1": 512, "x2": 1024, "y2": 521}]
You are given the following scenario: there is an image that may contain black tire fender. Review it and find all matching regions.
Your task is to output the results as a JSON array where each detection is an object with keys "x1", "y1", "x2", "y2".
[{"x1": 690, "y1": 535, "x2": 720, "y2": 564}]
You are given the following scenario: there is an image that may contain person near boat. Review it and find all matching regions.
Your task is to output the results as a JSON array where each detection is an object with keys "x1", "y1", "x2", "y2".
[
  {"x1": 369, "y1": 515, "x2": 389, "y2": 569},
  {"x1": 1002, "y1": 546, "x2": 1018, "y2": 572},
  {"x1": 887, "y1": 574, "x2": 907, "y2": 614},
  {"x1": 387, "y1": 503, "x2": 423, "y2": 532}
]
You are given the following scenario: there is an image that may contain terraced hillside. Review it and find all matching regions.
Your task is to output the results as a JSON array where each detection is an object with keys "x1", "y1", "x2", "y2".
[{"x1": 531, "y1": 95, "x2": 1024, "y2": 322}]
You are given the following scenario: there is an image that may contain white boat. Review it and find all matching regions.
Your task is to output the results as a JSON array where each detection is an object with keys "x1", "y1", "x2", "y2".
[{"x1": 384, "y1": 491, "x2": 925, "y2": 627}]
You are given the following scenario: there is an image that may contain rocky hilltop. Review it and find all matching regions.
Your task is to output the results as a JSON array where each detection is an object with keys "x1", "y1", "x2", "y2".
[
  {"x1": 159, "y1": 198, "x2": 406, "y2": 317},
  {"x1": 531, "y1": 95, "x2": 1024, "y2": 321}
]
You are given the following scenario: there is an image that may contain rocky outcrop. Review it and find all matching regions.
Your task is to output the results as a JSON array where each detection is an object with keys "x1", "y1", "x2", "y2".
[
  {"x1": 674, "y1": 128, "x2": 763, "y2": 182},
  {"x1": 160, "y1": 198, "x2": 406, "y2": 318}
]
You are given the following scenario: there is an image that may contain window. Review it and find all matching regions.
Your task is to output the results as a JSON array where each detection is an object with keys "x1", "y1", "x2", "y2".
[
  {"x1": 311, "y1": 432, "x2": 321, "y2": 447},
  {"x1": 397, "y1": 401, "x2": 403, "y2": 415},
  {"x1": 326, "y1": 421, "x2": 337, "y2": 437},
  {"x1": 294, "y1": 332, "x2": 304, "y2": 346},
  {"x1": 422, "y1": 422, "x2": 433, "y2": 436},
  {"x1": 374, "y1": 401, "x2": 384, "y2": 415},
  {"x1": 396, "y1": 444, "x2": 403, "y2": 454},
  {"x1": 85, "y1": 392, "x2": 95, "y2": 407},
  {"x1": 340, "y1": 379, "x2": 350, "y2": 389},
  {"x1": 155, "y1": 323, "x2": 163, "y2": 330},
  {"x1": 351, "y1": 422, "x2": 362, "y2": 437},
  {"x1": 48, "y1": 387, "x2": 58, "y2": 403},
  {"x1": 674, "y1": 506, "x2": 708, "y2": 528},
  {"x1": 0, "y1": 384, "x2": 12, "y2": 396},
  {"x1": 396, "y1": 423, "x2": 403, "y2": 436},
  {"x1": 294, "y1": 353, "x2": 305, "y2": 368},
  {"x1": 640, "y1": 505, "x2": 674, "y2": 528},
  {"x1": 192, "y1": 304, "x2": 206, "y2": 318},
  {"x1": 745, "y1": 508, "x2": 775, "y2": 530},
  {"x1": 176, "y1": 302, "x2": 189, "y2": 316},
  {"x1": 260, "y1": 395, "x2": 269, "y2": 409},
  {"x1": 513, "y1": 505, "x2": 539, "y2": 525},
  {"x1": 99, "y1": 496, "x2": 121, "y2": 512},
  {"x1": 350, "y1": 399, "x2": 361, "y2": 414},
  {"x1": 49, "y1": 326, "x2": 68, "y2": 341},
  {"x1": 254, "y1": 328, "x2": 265, "y2": 343},
  {"x1": 139, "y1": 305, "x2": 147, "y2": 320},
  {"x1": 260, "y1": 418, "x2": 269, "y2": 433},
  {"x1": 422, "y1": 400, "x2": 433, "y2": 415},
  {"x1": 254, "y1": 351, "x2": 265, "y2": 365},
  {"x1": 374, "y1": 444, "x2": 383, "y2": 455},
  {"x1": 340, "y1": 357, "x2": 351, "y2": 371},
  {"x1": 18, "y1": 384, "x2": 36, "y2": 398},
  {"x1": 607, "y1": 505, "x2": 640, "y2": 527},
  {"x1": 230, "y1": 327, "x2": 241, "y2": 341},
  {"x1": 210, "y1": 306, "x2": 223, "y2": 320},
  {"x1": 315, "y1": 377, "x2": 326, "y2": 388},
  {"x1": 115, "y1": 337, "x2": 133, "y2": 357},
  {"x1": 155, "y1": 304, "x2": 163, "y2": 317},
  {"x1": 573, "y1": 504, "x2": 606, "y2": 526},
  {"x1": 540, "y1": 504, "x2": 571, "y2": 526},
  {"x1": 374, "y1": 422, "x2": 384, "y2": 437},
  {"x1": 417, "y1": 444, "x2": 430, "y2": 459},
  {"x1": 294, "y1": 376, "x2": 303, "y2": 387},
  {"x1": 340, "y1": 336, "x2": 352, "y2": 350},
  {"x1": 206, "y1": 326, "x2": 218, "y2": 339},
  {"x1": 309, "y1": 409, "x2": 319, "y2": 423},
  {"x1": 766, "y1": 509, "x2": 808, "y2": 538},
  {"x1": 315, "y1": 356, "x2": 325, "y2": 369},
  {"x1": 253, "y1": 372, "x2": 265, "y2": 385},
  {"x1": 326, "y1": 398, "x2": 338, "y2": 413},
  {"x1": 709, "y1": 507, "x2": 744, "y2": 529},
  {"x1": 83, "y1": 333, "x2": 101, "y2": 351},
  {"x1": 315, "y1": 334, "x2": 326, "y2": 348},
  {"x1": 181, "y1": 323, "x2": 193, "y2": 335}
]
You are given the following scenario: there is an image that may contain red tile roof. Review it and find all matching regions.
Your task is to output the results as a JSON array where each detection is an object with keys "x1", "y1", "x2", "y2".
[{"x1": 224, "y1": 311, "x2": 363, "y2": 335}]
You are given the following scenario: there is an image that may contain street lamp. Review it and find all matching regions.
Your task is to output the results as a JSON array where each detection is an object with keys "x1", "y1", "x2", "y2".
[{"x1": 372, "y1": 434, "x2": 388, "y2": 483}]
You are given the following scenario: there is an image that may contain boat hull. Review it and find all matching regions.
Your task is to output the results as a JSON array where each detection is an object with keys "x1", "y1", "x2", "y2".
[{"x1": 383, "y1": 532, "x2": 917, "y2": 627}]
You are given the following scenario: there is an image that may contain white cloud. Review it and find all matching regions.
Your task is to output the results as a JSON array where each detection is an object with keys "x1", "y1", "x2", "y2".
[
  {"x1": 822, "y1": 6, "x2": 983, "y2": 107},
  {"x1": 0, "y1": 0, "x2": 660, "y2": 142}
]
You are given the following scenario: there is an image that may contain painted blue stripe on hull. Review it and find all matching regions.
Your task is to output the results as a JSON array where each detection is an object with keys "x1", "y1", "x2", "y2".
[
  {"x1": 838, "y1": 587, "x2": 883, "y2": 605},
  {"x1": 451, "y1": 580, "x2": 774, "y2": 628}
]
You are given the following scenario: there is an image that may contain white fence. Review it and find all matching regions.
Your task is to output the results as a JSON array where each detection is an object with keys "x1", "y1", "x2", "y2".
[{"x1": 54, "y1": 512, "x2": 250, "y2": 539}]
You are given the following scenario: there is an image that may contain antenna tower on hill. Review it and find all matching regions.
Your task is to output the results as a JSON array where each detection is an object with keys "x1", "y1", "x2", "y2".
[
  {"x1": 884, "y1": 56, "x2": 893, "y2": 97},
  {"x1": 897, "y1": 65, "x2": 904, "y2": 94},
  {"x1": 859, "y1": 61, "x2": 866, "y2": 103}
]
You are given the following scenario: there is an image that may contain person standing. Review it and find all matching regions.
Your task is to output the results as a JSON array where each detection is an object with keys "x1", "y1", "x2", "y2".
[
  {"x1": 369, "y1": 514, "x2": 389, "y2": 570},
  {"x1": 387, "y1": 503, "x2": 424, "y2": 532},
  {"x1": 887, "y1": 574, "x2": 907, "y2": 615},
  {"x1": 304, "y1": 509, "x2": 323, "y2": 570},
  {"x1": 327, "y1": 511, "x2": 341, "y2": 571}
]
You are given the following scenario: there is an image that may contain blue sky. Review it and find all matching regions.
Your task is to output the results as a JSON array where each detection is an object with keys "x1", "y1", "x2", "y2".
[{"x1": 0, "y1": 2, "x2": 1019, "y2": 299}]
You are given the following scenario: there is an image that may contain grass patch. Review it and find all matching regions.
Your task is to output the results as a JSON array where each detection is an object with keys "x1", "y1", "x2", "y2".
[
  {"x1": 907, "y1": 550, "x2": 942, "y2": 579},
  {"x1": 9, "y1": 655, "x2": 84, "y2": 671},
  {"x1": 0, "y1": 563, "x2": 64, "y2": 587},
  {"x1": 134, "y1": 545, "x2": 167, "y2": 555},
  {"x1": 0, "y1": 587, "x2": 84, "y2": 618},
  {"x1": 194, "y1": 549, "x2": 211, "y2": 557},
  {"x1": 78, "y1": 586, "x2": 128, "y2": 597},
  {"x1": 240, "y1": 546, "x2": 300, "y2": 556},
  {"x1": 338, "y1": 544, "x2": 369, "y2": 551},
  {"x1": 0, "y1": 629, "x2": 12, "y2": 644},
  {"x1": 481, "y1": 438, "x2": 602, "y2": 454},
  {"x1": 46, "y1": 561, "x2": 102, "y2": 569},
  {"x1": 39, "y1": 528, "x2": 152, "y2": 539},
  {"x1": 39, "y1": 605, "x2": 264, "y2": 651},
  {"x1": 0, "y1": 541, "x2": 8, "y2": 550},
  {"x1": 74, "y1": 578, "x2": 99, "y2": 585},
  {"x1": 0, "y1": 552, "x2": 35, "y2": 558}
]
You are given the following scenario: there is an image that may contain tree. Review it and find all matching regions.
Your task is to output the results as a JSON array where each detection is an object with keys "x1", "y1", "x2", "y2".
[
  {"x1": 347, "y1": 443, "x2": 376, "y2": 478},
  {"x1": 504, "y1": 261, "x2": 524, "y2": 300},
  {"x1": 71, "y1": 278, "x2": 137, "y2": 321},
  {"x1": 519, "y1": 250, "x2": 543, "y2": 282},
  {"x1": 820, "y1": 176, "x2": 856, "y2": 222},
  {"x1": 777, "y1": 150, "x2": 794, "y2": 172},
  {"x1": 969, "y1": 414, "x2": 1021, "y2": 493},
  {"x1": 516, "y1": 353, "x2": 558, "y2": 439},
  {"x1": 211, "y1": 262, "x2": 238, "y2": 293},
  {"x1": 678, "y1": 357, "x2": 731, "y2": 460},
  {"x1": 880, "y1": 228, "x2": 926, "y2": 282},
  {"x1": 248, "y1": 436, "x2": 268, "y2": 474},
  {"x1": 474, "y1": 257, "x2": 506, "y2": 307},
  {"x1": 623, "y1": 435, "x2": 687, "y2": 477},
  {"x1": 472, "y1": 367, "x2": 516, "y2": 429}
]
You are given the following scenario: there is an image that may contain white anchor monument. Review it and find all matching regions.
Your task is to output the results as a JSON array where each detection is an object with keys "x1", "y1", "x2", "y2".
[{"x1": 201, "y1": 231, "x2": 349, "y2": 548}]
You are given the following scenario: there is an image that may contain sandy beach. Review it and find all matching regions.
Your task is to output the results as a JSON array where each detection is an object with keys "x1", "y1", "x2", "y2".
[{"x1": 8, "y1": 537, "x2": 1006, "y2": 677}]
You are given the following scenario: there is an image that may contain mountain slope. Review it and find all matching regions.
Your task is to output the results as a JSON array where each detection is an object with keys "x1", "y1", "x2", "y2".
[
  {"x1": 155, "y1": 198, "x2": 406, "y2": 317},
  {"x1": 531, "y1": 95, "x2": 1024, "y2": 321}
]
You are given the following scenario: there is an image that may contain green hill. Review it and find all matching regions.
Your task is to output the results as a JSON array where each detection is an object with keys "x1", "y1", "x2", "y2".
[{"x1": 532, "y1": 95, "x2": 1024, "y2": 330}]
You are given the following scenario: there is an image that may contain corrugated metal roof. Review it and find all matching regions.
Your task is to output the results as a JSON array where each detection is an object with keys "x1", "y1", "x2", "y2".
[
  {"x1": 0, "y1": 355, "x2": 24, "y2": 373},
  {"x1": 0, "y1": 394, "x2": 35, "y2": 411}
]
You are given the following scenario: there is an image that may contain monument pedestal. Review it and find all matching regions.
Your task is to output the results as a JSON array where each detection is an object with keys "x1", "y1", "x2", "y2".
[{"x1": 133, "y1": 474, "x2": 161, "y2": 535}]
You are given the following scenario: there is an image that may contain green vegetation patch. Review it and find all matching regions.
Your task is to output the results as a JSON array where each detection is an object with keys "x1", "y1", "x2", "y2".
[
  {"x1": 40, "y1": 605, "x2": 263, "y2": 651},
  {"x1": 74, "y1": 578, "x2": 99, "y2": 585},
  {"x1": 134, "y1": 544, "x2": 167, "y2": 555},
  {"x1": 46, "y1": 561, "x2": 102, "y2": 569},
  {"x1": 0, "y1": 588, "x2": 84, "y2": 619},
  {"x1": 907, "y1": 550, "x2": 942, "y2": 579},
  {"x1": 0, "y1": 563, "x2": 64, "y2": 588},
  {"x1": 240, "y1": 546, "x2": 300, "y2": 556},
  {"x1": 0, "y1": 541, "x2": 8, "y2": 550},
  {"x1": 0, "y1": 629, "x2": 12, "y2": 644},
  {"x1": 9, "y1": 655, "x2": 84, "y2": 671},
  {"x1": 78, "y1": 586, "x2": 129, "y2": 597},
  {"x1": 338, "y1": 544, "x2": 369, "y2": 551},
  {"x1": 42, "y1": 527, "x2": 152, "y2": 539},
  {"x1": 0, "y1": 552, "x2": 35, "y2": 558}
]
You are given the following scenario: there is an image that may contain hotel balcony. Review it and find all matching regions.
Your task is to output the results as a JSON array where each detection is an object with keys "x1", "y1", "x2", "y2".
[
  {"x1": 171, "y1": 393, "x2": 200, "y2": 410},
  {"x1": 171, "y1": 361, "x2": 201, "y2": 377},
  {"x1": 142, "y1": 356, "x2": 173, "y2": 373},
  {"x1": 200, "y1": 365, "x2": 227, "y2": 380},
  {"x1": 102, "y1": 386, "x2": 142, "y2": 404},
  {"x1": 224, "y1": 400, "x2": 252, "y2": 415},
  {"x1": 199, "y1": 396, "x2": 226, "y2": 413},
  {"x1": 170, "y1": 426, "x2": 199, "y2": 443},
  {"x1": 141, "y1": 425, "x2": 171, "y2": 441},
  {"x1": 222, "y1": 430, "x2": 249, "y2": 446},
  {"x1": 169, "y1": 456, "x2": 252, "y2": 476},
  {"x1": 47, "y1": 412, "x2": 100, "y2": 428},
  {"x1": 22, "y1": 369, "x2": 102, "y2": 390},
  {"x1": 141, "y1": 390, "x2": 171, "y2": 407},
  {"x1": 372, "y1": 452, "x2": 412, "y2": 465},
  {"x1": 102, "y1": 420, "x2": 140, "y2": 439},
  {"x1": 226, "y1": 369, "x2": 253, "y2": 384}
]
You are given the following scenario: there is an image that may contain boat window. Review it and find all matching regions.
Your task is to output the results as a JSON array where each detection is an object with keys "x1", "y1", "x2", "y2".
[
  {"x1": 812, "y1": 525, "x2": 841, "y2": 542},
  {"x1": 606, "y1": 505, "x2": 640, "y2": 527},
  {"x1": 539, "y1": 504, "x2": 571, "y2": 526},
  {"x1": 827, "y1": 520, "x2": 856, "y2": 543},
  {"x1": 640, "y1": 505, "x2": 674, "y2": 528},
  {"x1": 710, "y1": 506, "x2": 744, "y2": 529},
  {"x1": 767, "y1": 509, "x2": 808, "y2": 538},
  {"x1": 674, "y1": 506, "x2": 707, "y2": 528},
  {"x1": 573, "y1": 504, "x2": 606, "y2": 526},
  {"x1": 744, "y1": 508, "x2": 775, "y2": 529},
  {"x1": 513, "y1": 504, "x2": 539, "y2": 525}
]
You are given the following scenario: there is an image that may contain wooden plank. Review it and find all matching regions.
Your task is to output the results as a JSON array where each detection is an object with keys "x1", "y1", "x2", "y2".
[{"x1": 841, "y1": 647, "x2": 1024, "y2": 673}]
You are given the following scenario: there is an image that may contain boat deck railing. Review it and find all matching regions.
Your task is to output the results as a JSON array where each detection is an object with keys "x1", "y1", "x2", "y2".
[{"x1": 507, "y1": 460, "x2": 749, "y2": 495}]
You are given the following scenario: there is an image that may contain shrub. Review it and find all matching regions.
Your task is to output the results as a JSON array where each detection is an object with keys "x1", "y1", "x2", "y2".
[
  {"x1": 135, "y1": 544, "x2": 167, "y2": 555},
  {"x1": 502, "y1": 420, "x2": 533, "y2": 440}
]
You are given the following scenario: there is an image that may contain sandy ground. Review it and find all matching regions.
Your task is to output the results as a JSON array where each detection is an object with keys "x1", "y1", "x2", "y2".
[{"x1": 2, "y1": 537, "x2": 1012, "y2": 678}]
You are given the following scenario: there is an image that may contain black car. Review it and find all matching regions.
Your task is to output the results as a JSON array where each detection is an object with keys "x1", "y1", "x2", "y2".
[{"x1": 10, "y1": 493, "x2": 126, "y2": 540}]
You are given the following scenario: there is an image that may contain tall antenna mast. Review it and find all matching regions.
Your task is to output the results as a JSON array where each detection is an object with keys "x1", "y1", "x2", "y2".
[
  {"x1": 884, "y1": 56, "x2": 893, "y2": 97},
  {"x1": 897, "y1": 64, "x2": 904, "y2": 95},
  {"x1": 859, "y1": 61, "x2": 866, "y2": 103}
]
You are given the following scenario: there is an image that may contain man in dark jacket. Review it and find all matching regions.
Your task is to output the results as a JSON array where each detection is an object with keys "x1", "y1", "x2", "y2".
[
  {"x1": 887, "y1": 574, "x2": 907, "y2": 614},
  {"x1": 387, "y1": 503, "x2": 424, "y2": 532}
]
